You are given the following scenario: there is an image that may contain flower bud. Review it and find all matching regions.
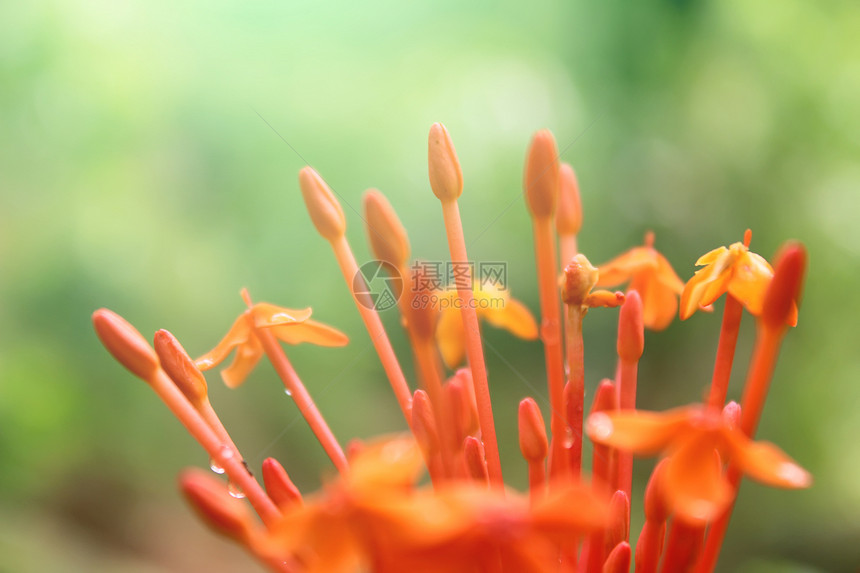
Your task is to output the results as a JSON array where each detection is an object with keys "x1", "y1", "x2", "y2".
[
  {"x1": 561, "y1": 254, "x2": 599, "y2": 306},
  {"x1": 428, "y1": 123, "x2": 463, "y2": 202},
  {"x1": 299, "y1": 166, "x2": 346, "y2": 241},
  {"x1": 524, "y1": 130, "x2": 559, "y2": 219},
  {"x1": 93, "y1": 308, "x2": 159, "y2": 381},
  {"x1": 261, "y1": 457, "x2": 302, "y2": 509},
  {"x1": 761, "y1": 242, "x2": 806, "y2": 329},
  {"x1": 617, "y1": 290, "x2": 644, "y2": 362},
  {"x1": 518, "y1": 397, "x2": 549, "y2": 462},
  {"x1": 464, "y1": 436, "x2": 489, "y2": 484},
  {"x1": 179, "y1": 468, "x2": 254, "y2": 544},
  {"x1": 410, "y1": 390, "x2": 439, "y2": 457},
  {"x1": 556, "y1": 163, "x2": 582, "y2": 235},
  {"x1": 154, "y1": 329, "x2": 208, "y2": 405},
  {"x1": 363, "y1": 189, "x2": 411, "y2": 268}
]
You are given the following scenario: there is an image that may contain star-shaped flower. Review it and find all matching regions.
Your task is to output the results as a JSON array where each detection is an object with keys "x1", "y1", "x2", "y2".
[
  {"x1": 196, "y1": 295, "x2": 348, "y2": 388},
  {"x1": 596, "y1": 232, "x2": 684, "y2": 331},
  {"x1": 586, "y1": 405, "x2": 811, "y2": 524},
  {"x1": 680, "y1": 231, "x2": 798, "y2": 325},
  {"x1": 435, "y1": 282, "x2": 538, "y2": 369}
]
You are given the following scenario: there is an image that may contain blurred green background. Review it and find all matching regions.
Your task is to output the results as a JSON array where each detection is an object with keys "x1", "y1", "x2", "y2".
[{"x1": 2, "y1": 0, "x2": 859, "y2": 571}]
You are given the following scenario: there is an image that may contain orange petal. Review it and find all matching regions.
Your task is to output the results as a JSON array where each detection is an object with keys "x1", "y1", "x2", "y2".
[
  {"x1": 654, "y1": 251, "x2": 685, "y2": 294},
  {"x1": 251, "y1": 303, "x2": 313, "y2": 328},
  {"x1": 631, "y1": 273, "x2": 677, "y2": 331},
  {"x1": 481, "y1": 297, "x2": 538, "y2": 340},
  {"x1": 269, "y1": 319, "x2": 349, "y2": 347},
  {"x1": 661, "y1": 434, "x2": 732, "y2": 524},
  {"x1": 596, "y1": 247, "x2": 656, "y2": 287},
  {"x1": 436, "y1": 308, "x2": 467, "y2": 369},
  {"x1": 220, "y1": 333, "x2": 263, "y2": 388},
  {"x1": 195, "y1": 314, "x2": 251, "y2": 371},
  {"x1": 720, "y1": 429, "x2": 812, "y2": 489},
  {"x1": 584, "y1": 289, "x2": 625, "y2": 308},
  {"x1": 585, "y1": 408, "x2": 692, "y2": 455},
  {"x1": 694, "y1": 246, "x2": 728, "y2": 267},
  {"x1": 348, "y1": 437, "x2": 425, "y2": 493},
  {"x1": 530, "y1": 483, "x2": 609, "y2": 537}
]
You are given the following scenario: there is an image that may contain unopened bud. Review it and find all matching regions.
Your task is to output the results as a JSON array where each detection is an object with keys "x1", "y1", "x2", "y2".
[
  {"x1": 562, "y1": 254, "x2": 599, "y2": 306},
  {"x1": 603, "y1": 541, "x2": 632, "y2": 573},
  {"x1": 524, "y1": 130, "x2": 560, "y2": 219},
  {"x1": 761, "y1": 242, "x2": 806, "y2": 329},
  {"x1": 464, "y1": 436, "x2": 489, "y2": 485},
  {"x1": 605, "y1": 490, "x2": 630, "y2": 553},
  {"x1": 154, "y1": 329, "x2": 208, "y2": 405},
  {"x1": 428, "y1": 123, "x2": 463, "y2": 202},
  {"x1": 556, "y1": 163, "x2": 582, "y2": 235},
  {"x1": 722, "y1": 401, "x2": 741, "y2": 428},
  {"x1": 410, "y1": 390, "x2": 439, "y2": 456},
  {"x1": 179, "y1": 468, "x2": 254, "y2": 543},
  {"x1": 617, "y1": 290, "x2": 644, "y2": 362},
  {"x1": 261, "y1": 457, "x2": 302, "y2": 509},
  {"x1": 518, "y1": 397, "x2": 548, "y2": 462},
  {"x1": 93, "y1": 308, "x2": 159, "y2": 381},
  {"x1": 299, "y1": 166, "x2": 346, "y2": 241},
  {"x1": 363, "y1": 189, "x2": 411, "y2": 268},
  {"x1": 644, "y1": 459, "x2": 670, "y2": 523}
]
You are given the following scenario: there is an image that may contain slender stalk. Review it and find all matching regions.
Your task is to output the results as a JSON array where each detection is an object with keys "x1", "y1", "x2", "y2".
[
  {"x1": 439, "y1": 199, "x2": 503, "y2": 487},
  {"x1": 564, "y1": 303, "x2": 585, "y2": 477},
  {"x1": 706, "y1": 295, "x2": 743, "y2": 410},
  {"x1": 559, "y1": 234, "x2": 578, "y2": 273},
  {"x1": 534, "y1": 217, "x2": 567, "y2": 479},
  {"x1": 330, "y1": 235, "x2": 413, "y2": 421}
]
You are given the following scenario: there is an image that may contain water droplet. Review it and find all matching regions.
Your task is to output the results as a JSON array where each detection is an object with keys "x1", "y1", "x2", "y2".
[
  {"x1": 228, "y1": 482, "x2": 245, "y2": 499},
  {"x1": 563, "y1": 427, "x2": 575, "y2": 448},
  {"x1": 209, "y1": 458, "x2": 225, "y2": 475},
  {"x1": 220, "y1": 445, "x2": 235, "y2": 461},
  {"x1": 284, "y1": 388, "x2": 293, "y2": 397}
]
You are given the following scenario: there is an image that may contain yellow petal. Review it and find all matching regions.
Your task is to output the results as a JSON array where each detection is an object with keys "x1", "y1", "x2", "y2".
[
  {"x1": 481, "y1": 298, "x2": 538, "y2": 340},
  {"x1": 195, "y1": 315, "x2": 251, "y2": 371},
  {"x1": 269, "y1": 319, "x2": 349, "y2": 347},
  {"x1": 726, "y1": 251, "x2": 772, "y2": 316},
  {"x1": 436, "y1": 308, "x2": 467, "y2": 369},
  {"x1": 695, "y1": 246, "x2": 728, "y2": 267}
]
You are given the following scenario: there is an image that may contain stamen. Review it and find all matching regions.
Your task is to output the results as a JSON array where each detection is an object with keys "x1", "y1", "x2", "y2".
[{"x1": 429, "y1": 122, "x2": 503, "y2": 487}]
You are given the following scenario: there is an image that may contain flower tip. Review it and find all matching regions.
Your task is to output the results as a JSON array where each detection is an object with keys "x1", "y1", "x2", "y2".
[
  {"x1": 179, "y1": 468, "x2": 254, "y2": 543},
  {"x1": 518, "y1": 397, "x2": 548, "y2": 462},
  {"x1": 777, "y1": 462, "x2": 812, "y2": 488},
  {"x1": 617, "y1": 290, "x2": 644, "y2": 362},
  {"x1": 261, "y1": 457, "x2": 302, "y2": 508},
  {"x1": 761, "y1": 242, "x2": 806, "y2": 328},
  {"x1": 92, "y1": 308, "x2": 159, "y2": 381},
  {"x1": 363, "y1": 189, "x2": 411, "y2": 268},
  {"x1": 524, "y1": 129, "x2": 559, "y2": 219},
  {"x1": 561, "y1": 253, "x2": 599, "y2": 306},
  {"x1": 586, "y1": 412, "x2": 614, "y2": 442},
  {"x1": 556, "y1": 163, "x2": 582, "y2": 235},
  {"x1": 428, "y1": 122, "x2": 463, "y2": 202},
  {"x1": 299, "y1": 166, "x2": 346, "y2": 241},
  {"x1": 154, "y1": 329, "x2": 208, "y2": 404}
]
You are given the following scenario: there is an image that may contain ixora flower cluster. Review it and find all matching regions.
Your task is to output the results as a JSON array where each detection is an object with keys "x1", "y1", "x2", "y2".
[{"x1": 93, "y1": 124, "x2": 810, "y2": 573}]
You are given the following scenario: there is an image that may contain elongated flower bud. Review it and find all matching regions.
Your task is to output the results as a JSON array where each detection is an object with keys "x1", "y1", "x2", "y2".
[
  {"x1": 556, "y1": 163, "x2": 582, "y2": 235},
  {"x1": 428, "y1": 123, "x2": 463, "y2": 202},
  {"x1": 518, "y1": 397, "x2": 548, "y2": 462},
  {"x1": 562, "y1": 254, "x2": 599, "y2": 306},
  {"x1": 605, "y1": 490, "x2": 630, "y2": 553},
  {"x1": 603, "y1": 542, "x2": 632, "y2": 573},
  {"x1": 299, "y1": 166, "x2": 346, "y2": 241},
  {"x1": 761, "y1": 242, "x2": 806, "y2": 329},
  {"x1": 179, "y1": 468, "x2": 255, "y2": 544},
  {"x1": 524, "y1": 130, "x2": 560, "y2": 219},
  {"x1": 644, "y1": 459, "x2": 670, "y2": 523},
  {"x1": 464, "y1": 436, "x2": 489, "y2": 484},
  {"x1": 154, "y1": 329, "x2": 208, "y2": 405},
  {"x1": 261, "y1": 457, "x2": 302, "y2": 509},
  {"x1": 363, "y1": 189, "x2": 410, "y2": 268},
  {"x1": 93, "y1": 308, "x2": 159, "y2": 381},
  {"x1": 617, "y1": 290, "x2": 644, "y2": 362},
  {"x1": 411, "y1": 390, "x2": 439, "y2": 457}
]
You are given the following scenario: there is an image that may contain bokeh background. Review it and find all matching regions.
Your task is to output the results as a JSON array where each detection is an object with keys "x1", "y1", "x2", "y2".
[{"x1": 2, "y1": 0, "x2": 859, "y2": 571}]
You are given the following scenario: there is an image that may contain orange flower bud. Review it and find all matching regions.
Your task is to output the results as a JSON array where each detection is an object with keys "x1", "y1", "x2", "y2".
[
  {"x1": 154, "y1": 329, "x2": 208, "y2": 405},
  {"x1": 518, "y1": 397, "x2": 548, "y2": 462},
  {"x1": 179, "y1": 468, "x2": 255, "y2": 544},
  {"x1": 761, "y1": 242, "x2": 806, "y2": 329},
  {"x1": 464, "y1": 436, "x2": 489, "y2": 484},
  {"x1": 411, "y1": 390, "x2": 439, "y2": 457},
  {"x1": 428, "y1": 123, "x2": 463, "y2": 202},
  {"x1": 605, "y1": 490, "x2": 630, "y2": 554},
  {"x1": 92, "y1": 308, "x2": 159, "y2": 381},
  {"x1": 617, "y1": 290, "x2": 644, "y2": 362},
  {"x1": 562, "y1": 254, "x2": 599, "y2": 306},
  {"x1": 556, "y1": 163, "x2": 582, "y2": 235},
  {"x1": 299, "y1": 166, "x2": 346, "y2": 241},
  {"x1": 603, "y1": 541, "x2": 632, "y2": 573},
  {"x1": 363, "y1": 189, "x2": 410, "y2": 268},
  {"x1": 524, "y1": 130, "x2": 559, "y2": 219},
  {"x1": 261, "y1": 457, "x2": 302, "y2": 509}
]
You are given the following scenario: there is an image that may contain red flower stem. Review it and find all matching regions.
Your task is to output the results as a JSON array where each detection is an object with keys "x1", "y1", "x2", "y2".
[
  {"x1": 527, "y1": 459, "x2": 546, "y2": 503},
  {"x1": 533, "y1": 217, "x2": 567, "y2": 480},
  {"x1": 439, "y1": 199, "x2": 503, "y2": 487},
  {"x1": 706, "y1": 295, "x2": 743, "y2": 410},
  {"x1": 615, "y1": 356, "x2": 638, "y2": 503},
  {"x1": 148, "y1": 369, "x2": 281, "y2": 527},
  {"x1": 564, "y1": 304, "x2": 585, "y2": 478},
  {"x1": 255, "y1": 328, "x2": 349, "y2": 474},
  {"x1": 695, "y1": 324, "x2": 786, "y2": 573},
  {"x1": 659, "y1": 521, "x2": 704, "y2": 573},
  {"x1": 330, "y1": 235, "x2": 413, "y2": 422}
]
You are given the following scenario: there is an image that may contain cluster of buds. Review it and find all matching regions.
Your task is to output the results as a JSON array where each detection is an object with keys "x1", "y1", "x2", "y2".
[{"x1": 94, "y1": 123, "x2": 809, "y2": 572}]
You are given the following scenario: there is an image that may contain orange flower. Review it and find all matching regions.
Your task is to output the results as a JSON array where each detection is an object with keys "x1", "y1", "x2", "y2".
[
  {"x1": 435, "y1": 282, "x2": 538, "y2": 369},
  {"x1": 596, "y1": 232, "x2": 684, "y2": 331},
  {"x1": 680, "y1": 232, "x2": 798, "y2": 325},
  {"x1": 196, "y1": 294, "x2": 348, "y2": 388},
  {"x1": 269, "y1": 436, "x2": 608, "y2": 573},
  {"x1": 586, "y1": 406, "x2": 811, "y2": 524}
]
